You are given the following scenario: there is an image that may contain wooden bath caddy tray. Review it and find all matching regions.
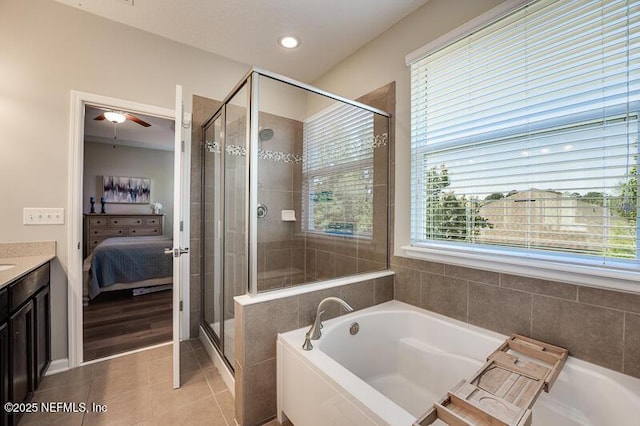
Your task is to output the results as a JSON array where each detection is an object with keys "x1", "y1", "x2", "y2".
[{"x1": 414, "y1": 334, "x2": 568, "y2": 426}]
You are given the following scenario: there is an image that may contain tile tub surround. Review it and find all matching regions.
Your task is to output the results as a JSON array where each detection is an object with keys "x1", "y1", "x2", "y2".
[
  {"x1": 234, "y1": 273, "x2": 394, "y2": 425},
  {"x1": 391, "y1": 255, "x2": 640, "y2": 379}
]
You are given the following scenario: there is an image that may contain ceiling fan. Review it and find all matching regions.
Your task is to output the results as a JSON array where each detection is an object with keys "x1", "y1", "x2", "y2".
[{"x1": 93, "y1": 111, "x2": 151, "y2": 127}]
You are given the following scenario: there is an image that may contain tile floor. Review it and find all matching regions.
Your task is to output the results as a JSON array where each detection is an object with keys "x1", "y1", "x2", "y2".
[{"x1": 18, "y1": 340, "x2": 235, "y2": 426}]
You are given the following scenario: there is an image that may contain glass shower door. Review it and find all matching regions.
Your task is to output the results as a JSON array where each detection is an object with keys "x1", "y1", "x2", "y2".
[
  {"x1": 202, "y1": 113, "x2": 223, "y2": 347},
  {"x1": 222, "y1": 85, "x2": 248, "y2": 363},
  {"x1": 201, "y1": 82, "x2": 249, "y2": 369}
]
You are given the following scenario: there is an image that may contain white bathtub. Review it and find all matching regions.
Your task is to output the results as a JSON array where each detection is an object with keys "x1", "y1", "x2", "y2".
[{"x1": 277, "y1": 300, "x2": 640, "y2": 426}]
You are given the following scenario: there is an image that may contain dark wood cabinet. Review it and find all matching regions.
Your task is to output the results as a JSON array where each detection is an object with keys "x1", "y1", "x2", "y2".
[
  {"x1": 0, "y1": 322, "x2": 9, "y2": 426},
  {"x1": 9, "y1": 301, "x2": 34, "y2": 410},
  {"x1": 1, "y1": 262, "x2": 50, "y2": 426},
  {"x1": 33, "y1": 285, "x2": 50, "y2": 387}
]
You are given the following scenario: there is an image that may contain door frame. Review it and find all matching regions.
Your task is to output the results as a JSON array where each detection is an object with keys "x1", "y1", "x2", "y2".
[{"x1": 67, "y1": 90, "x2": 191, "y2": 368}]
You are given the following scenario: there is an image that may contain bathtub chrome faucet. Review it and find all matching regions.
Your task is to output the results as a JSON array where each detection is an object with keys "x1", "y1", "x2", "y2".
[{"x1": 302, "y1": 297, "x2": 353, "y2": 351}]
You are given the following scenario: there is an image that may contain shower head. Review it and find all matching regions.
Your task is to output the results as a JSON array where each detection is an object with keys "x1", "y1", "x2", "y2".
[{"x1": 259, "y1": 128, "x2": 274, "y2": 141}]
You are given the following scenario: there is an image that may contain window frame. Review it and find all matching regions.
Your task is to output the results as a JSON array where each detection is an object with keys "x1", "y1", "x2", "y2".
[{"x1": 405, "y1": 0, "x2": 640, "y2": 294}]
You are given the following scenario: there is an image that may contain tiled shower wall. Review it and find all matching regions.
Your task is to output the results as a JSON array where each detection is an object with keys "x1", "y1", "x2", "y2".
[
  {"x1": 257, "y1": 112, "x2": 305, "y2": 290},
  {"x1": 191, "y1": 87, "x2": 395, "y2": 333},
  {"x1": 304, "y1": 83, "x2": 395, "y2": 280},
  {"x1": 262, "y1": 83, "x2": 395, "y2": 290},
  {"x1": 392, "y1": 255, "x2": 640, "y2": 379}
]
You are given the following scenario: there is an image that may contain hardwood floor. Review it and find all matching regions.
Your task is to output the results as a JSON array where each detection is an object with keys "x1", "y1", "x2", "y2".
[{"x1": 83, "y1": 289, "x2": 172, "y2": 361}]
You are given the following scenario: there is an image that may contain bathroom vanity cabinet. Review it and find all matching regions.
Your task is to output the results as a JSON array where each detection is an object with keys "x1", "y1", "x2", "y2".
[
  {"x1": 0, "y1": 321, "x2": 8, "y2": 426},
  {"x1": 0, "y1": 262, "x2": 50, "y2": 426}
]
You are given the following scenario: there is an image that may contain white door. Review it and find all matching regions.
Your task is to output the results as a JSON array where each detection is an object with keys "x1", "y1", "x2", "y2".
[{"x1": 169, "y1": 84, "x2": 189, "y2": 389}]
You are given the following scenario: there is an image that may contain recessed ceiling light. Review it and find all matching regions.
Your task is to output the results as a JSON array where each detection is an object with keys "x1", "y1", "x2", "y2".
[{"x1": 279, "y1": 36, "x2": 300, "y2": 49}]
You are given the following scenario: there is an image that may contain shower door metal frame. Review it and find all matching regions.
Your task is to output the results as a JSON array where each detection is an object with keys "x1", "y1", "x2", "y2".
[
  {"x1": 248, "y1": 72, "x2": 259, "y2": 296},
  {"x1": 200, "y1": 74, "x2": 253, "y2": 373},
  {"x1": 201, "y1": 107, "x2": 226, "y2": 366}
]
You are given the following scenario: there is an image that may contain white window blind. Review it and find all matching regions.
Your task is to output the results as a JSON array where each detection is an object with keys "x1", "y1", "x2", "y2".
[
  {"x1": 302, "y1": 103, "x2": 375, "y2": 236},
  {"x1": 410, "y1": 0, "x2": 639, "y2": 266}
]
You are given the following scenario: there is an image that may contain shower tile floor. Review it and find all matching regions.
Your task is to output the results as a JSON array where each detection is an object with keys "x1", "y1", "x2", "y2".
[{"x1": 18, "y1": 340, "x2": 235, "y2": 426}]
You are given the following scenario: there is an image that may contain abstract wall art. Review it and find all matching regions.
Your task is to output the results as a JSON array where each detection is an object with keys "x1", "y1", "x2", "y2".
[{"x1": 103, "y1": 176, "x2": 150, "y2": 204}]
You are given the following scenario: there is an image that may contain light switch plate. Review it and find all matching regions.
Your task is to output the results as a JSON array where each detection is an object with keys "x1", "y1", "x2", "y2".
[{"x1": 23, "y1": 208, "x2": 65, "y2": 225}]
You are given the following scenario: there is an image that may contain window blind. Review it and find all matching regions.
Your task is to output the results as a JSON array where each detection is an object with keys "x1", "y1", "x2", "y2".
[
  {"x1": 410, "y1": 0, "x2": 639, "y2": 264},
  {"x1": 302, "y1": 103, "x2": 375, "y2": 236}
]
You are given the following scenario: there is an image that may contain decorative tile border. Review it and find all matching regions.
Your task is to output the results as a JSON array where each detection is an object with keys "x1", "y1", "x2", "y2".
[
  {"x1": 227, "y1": 144, "x2": 246, "y2": 157},
  {"x1": 371, "y1": 133, "x2": 388, "y2": 148},
  {"x1": 205, "y1": 140, "x2": 301, "y2": 164},
  {"x1": 204, "y1": 141, "x2": 220, "y2": 154},
  {"x1": 259, "y1": 149, "x2": 302, "y2": 165},
  {"x1": 204, "y1": 132, "x2": 386, "y2": 165}
]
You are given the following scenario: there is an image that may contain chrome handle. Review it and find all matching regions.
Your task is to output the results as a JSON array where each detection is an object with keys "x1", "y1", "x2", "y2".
[{"x1": 164, "y1": 247, "x2": 190, "y2": 257}]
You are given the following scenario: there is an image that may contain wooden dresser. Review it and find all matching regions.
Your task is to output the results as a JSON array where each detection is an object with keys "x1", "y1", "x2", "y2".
[{"x1": 83, "y1": 213, "x2": 164, "y2": 257}]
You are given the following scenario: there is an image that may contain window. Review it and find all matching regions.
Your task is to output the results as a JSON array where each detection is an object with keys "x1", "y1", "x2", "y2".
[
  {"x1": 302, "y1": 103, "x2": 375, "y2": 237},
  {"x1": 409, "y1": 0, "x2": 639, "y2": 271}
]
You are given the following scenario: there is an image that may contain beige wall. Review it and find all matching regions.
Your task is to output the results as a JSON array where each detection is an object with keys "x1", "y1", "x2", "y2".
[
  {"x1": 83, "y1": 141, "x2": 175, "y2": 233},
  {"x1": 312, "y1": 0, "x2": 506, "y2": 254},
  {"x1": 0, "y1": 0, "x2": 249, "y2": 360}
]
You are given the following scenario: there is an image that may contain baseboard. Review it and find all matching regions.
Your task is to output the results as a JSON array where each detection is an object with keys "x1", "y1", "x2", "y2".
[
  {"x1": 199, "y1": 326, "x2": 235, "y2": 397},
  {"x1": 46, "y1": 358, "x2": 70, "y2": 376}
]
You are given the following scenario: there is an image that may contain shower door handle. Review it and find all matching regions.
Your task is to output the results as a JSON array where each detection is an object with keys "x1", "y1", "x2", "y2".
[{"x1": 164, "y1": 247, "x2": 190, "y2": 257}]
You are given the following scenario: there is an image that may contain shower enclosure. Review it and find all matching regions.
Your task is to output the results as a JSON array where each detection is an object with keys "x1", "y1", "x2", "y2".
[{"x1": 200, "y1": 68, "x2": 390, "y2": 369}]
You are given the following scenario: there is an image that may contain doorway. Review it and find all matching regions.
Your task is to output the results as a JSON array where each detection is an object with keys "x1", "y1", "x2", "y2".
[
  {"x1": 81, "y1": 105, "x2": 175, "y2": 361},
  {"x1": 67, "y1": 91, "x2": 190, "y2": 378}
]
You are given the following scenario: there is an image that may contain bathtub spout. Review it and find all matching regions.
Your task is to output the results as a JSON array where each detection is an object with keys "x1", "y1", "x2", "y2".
[{"x1": 303, "y1": 297, "x2": 353, "y2": 350}]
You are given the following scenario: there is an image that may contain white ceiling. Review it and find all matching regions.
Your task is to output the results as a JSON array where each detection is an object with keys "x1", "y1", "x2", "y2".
[
  {"x1": 84, "y1": 106, "x2": 175, "y2": 151},
  {"x1": 54, "y1": 0, "x2": 429, "y2": 82}
]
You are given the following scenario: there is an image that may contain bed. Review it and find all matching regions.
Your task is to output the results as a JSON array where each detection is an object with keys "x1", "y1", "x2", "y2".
[{"x1": 83, "y1": 236, "x2": 173, "y2": 303}]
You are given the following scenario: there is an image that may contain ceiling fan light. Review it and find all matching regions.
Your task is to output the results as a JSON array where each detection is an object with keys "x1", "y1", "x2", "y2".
[{"x1": 104, "y1": 111, "x2": 126, "y2": 124}]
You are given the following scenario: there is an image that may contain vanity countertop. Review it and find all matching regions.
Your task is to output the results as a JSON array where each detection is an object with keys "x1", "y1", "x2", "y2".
[
  {"x1": 0, "y1": 241, "x2": 56, "y2": 289},
  {"x1": 0, "y1": 255, "x2": 55, "y2": 289}
]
